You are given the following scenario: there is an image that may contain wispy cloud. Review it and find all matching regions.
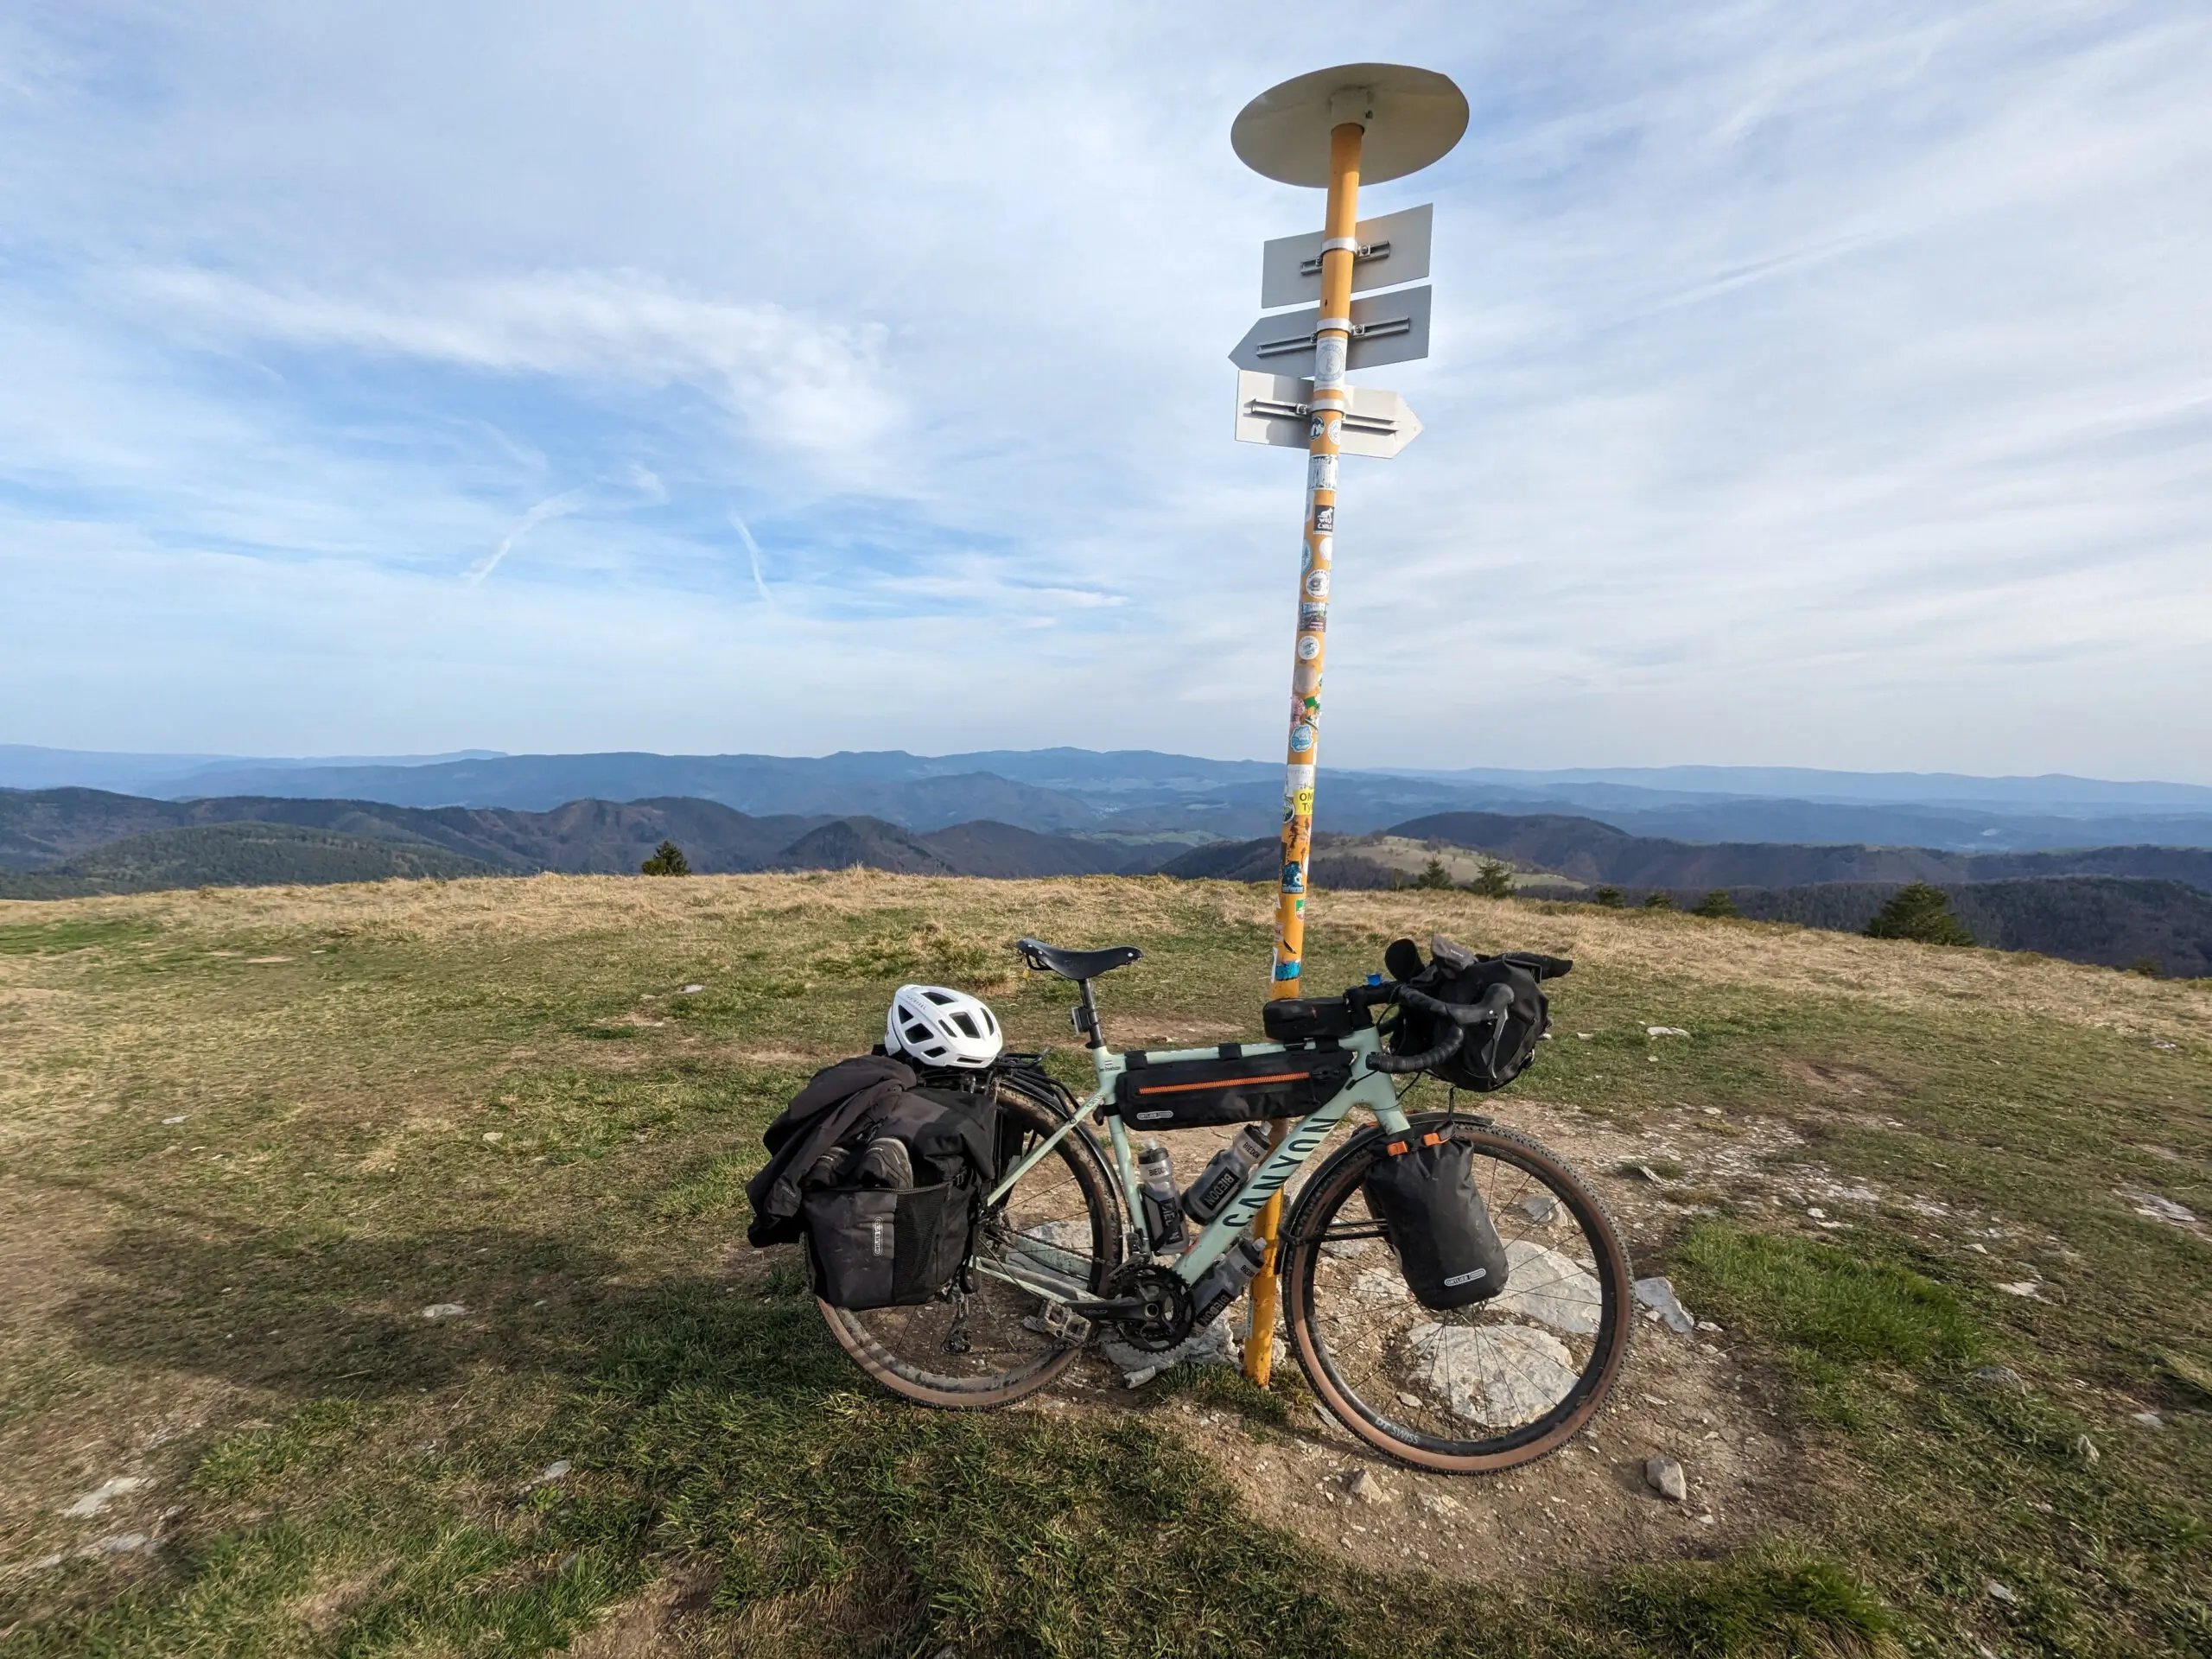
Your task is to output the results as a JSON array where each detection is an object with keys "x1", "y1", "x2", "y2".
[{"x1": 0, "y1": 2, "x2": 2205, "y2": 777}]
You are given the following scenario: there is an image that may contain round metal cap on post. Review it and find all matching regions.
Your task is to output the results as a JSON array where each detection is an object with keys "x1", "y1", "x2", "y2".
[{"x1": 1229, "y1": 61, "x2": 1466, "y2": 1389}]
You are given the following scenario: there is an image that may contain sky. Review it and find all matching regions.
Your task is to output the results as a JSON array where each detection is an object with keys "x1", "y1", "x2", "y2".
[{"x1": 3, "y1": 2, "x2": 2208, "y2": 779}]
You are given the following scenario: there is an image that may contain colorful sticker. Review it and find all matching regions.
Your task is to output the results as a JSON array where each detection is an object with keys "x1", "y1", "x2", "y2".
[
  {"x1": 1287, "y1": 786, "x2": 1314, "y2": 818},
  {"x1": 1281, "y1": 861, "x2": 1305, "y2": 894},
  {"x1": 1274, "y1": 959, "x2": 1303, "y2": 981},
  {"x1": 1296, "y1": 634, "x2": 1321, "y2": 661},
  {"x1": 1304, "y1": 569, "x2": 1331, "y2": 598},
  {"x1": 1289, "y1": 722, "x2": 1315, "y2": 753},
  {"x1": 1298, "y1": 602, "x2": 1327, "y2": 632}
]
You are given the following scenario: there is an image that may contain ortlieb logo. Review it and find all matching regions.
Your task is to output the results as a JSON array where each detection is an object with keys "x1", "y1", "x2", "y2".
[
  {"x1": 1443, "y1": 1268, "x2": 1488, "y2": 1287},
  {"x1": 870, "y1": 1218, "x2": 892, "y2": 1258},
  {"x1": 1135, "y1": 1110, "x2": 1173, "y2": 1122}
]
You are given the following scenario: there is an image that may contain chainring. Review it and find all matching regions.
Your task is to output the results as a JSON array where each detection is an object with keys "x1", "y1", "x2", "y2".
[{"x1": 1109, "y1": 1263, "x2": 1194, "y2": 1352}]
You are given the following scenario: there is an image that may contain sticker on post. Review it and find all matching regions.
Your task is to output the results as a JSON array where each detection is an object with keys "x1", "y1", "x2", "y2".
[
  {"x1": 1288, "y1": 723, "x2": 1315, "y2": 753},
  {"x1": 1296, "y1": 633, "x2": 1321, "y2": 660},
  {"x1": 1304, "y1": 569, "x2": 1330, "y2": 598}
]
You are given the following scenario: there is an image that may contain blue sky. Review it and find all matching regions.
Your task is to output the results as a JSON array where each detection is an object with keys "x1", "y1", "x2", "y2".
[{"x1": 3, "y1": 3, "x2": 2208, "y2": 779}]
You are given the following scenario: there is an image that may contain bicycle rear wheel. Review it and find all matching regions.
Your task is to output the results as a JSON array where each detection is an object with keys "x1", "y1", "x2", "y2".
[
  {"x1": 819, "y1": 1074, "x2": 1123, "y2": 1408},
  {"x1": 1281, "y1": 1114, "x2": 1632, "y2": 1472}
]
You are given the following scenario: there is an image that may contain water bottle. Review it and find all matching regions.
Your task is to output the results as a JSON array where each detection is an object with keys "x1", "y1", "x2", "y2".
[
  {"x1": 1135, "y1": 1141, "x2": 1186, "y2": 1251},
  {"x1": 1180, "y1": 1123, "x2": 1274, "y2": 1224},
  {"x1": 1190, "y1": 1235, "x2": 1268, "y2": 1327}
]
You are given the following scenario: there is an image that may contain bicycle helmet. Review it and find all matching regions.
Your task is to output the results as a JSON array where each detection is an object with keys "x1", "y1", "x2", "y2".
[{"x1": 885, "y1": 983, "x2": 1003, "y2": 1069}]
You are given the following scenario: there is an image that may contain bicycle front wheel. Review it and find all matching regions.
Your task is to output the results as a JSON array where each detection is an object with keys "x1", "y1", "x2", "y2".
[
  {"x1": 820, "y1": 1074, "x2": 1124, "y2": 1409},
  {"x1": 1281, "y1": 1114, "x2": 1633, "y2": 1473}
]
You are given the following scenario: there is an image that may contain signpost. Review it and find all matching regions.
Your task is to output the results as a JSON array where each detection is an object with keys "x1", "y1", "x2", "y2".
[{"x1": 1226, "y1": 62, "x2": 1468, "y2": 1386}]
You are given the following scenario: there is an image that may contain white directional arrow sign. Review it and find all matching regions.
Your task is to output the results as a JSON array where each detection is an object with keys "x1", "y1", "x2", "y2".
[
  {"x1": 1260, "y1": 203, "x2": 1432, "y2": 309},
  {"x1": 1233, "y1": 371, "x2": 1422, "y2": 459},
  {"x1": 1227, "y1": 286, "x2": 1432, "y2": 377}
]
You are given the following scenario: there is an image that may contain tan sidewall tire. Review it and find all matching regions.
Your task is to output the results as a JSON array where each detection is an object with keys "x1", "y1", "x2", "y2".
[{"x1": 1285, "y1": 1118, "x2": 1634, "y2": 1473}]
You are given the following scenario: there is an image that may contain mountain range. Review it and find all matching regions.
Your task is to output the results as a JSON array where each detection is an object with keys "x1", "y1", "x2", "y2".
[{"x1": 9, "y1": 745, "x2": 2212, "y2": 852}]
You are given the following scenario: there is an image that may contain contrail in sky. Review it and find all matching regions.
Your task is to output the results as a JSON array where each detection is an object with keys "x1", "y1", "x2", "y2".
[
  {"x1": 729, "y1": 510, "x2": 775, "y2": 606},
  {"x1": 469, "y1": 489, "x2": 586, "y2": 584}
]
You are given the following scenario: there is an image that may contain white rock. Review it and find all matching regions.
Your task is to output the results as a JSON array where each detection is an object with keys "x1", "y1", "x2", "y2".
[
  {"x1": 481, "y1": 1131, "x2": 503, "y2": 1142},
  {"x1": 1645, "y1": 1027, "x2": 1690, "y2": 1038},
  {"x1": 530, "y1": 1460, "x2": 571, "y2": 1484},
  {"x1": 1996, "y1": 1282, "x2": 2041, "y2": 1299},
  {"x1": 2130, "y1": 1411, "x2": 2164, "y2": 1429},
  {"x1": 2075, "y1": 1434, "x2": 2100, "y2": 1464},
  {"x1": 680, "y1": 984, "x2": 705, "y2": 994},
  {"x1": 162, "y1": 1116, "x2": 187, "y2": 1126},
  {"x1": 1986, "y1": 1580, "x2": 2018, "y2": 1604},
  {"x1": 1516, "y1": 1192, "x2": 1560, "y2": 1225},
  {"x1": 62, "y1": 1477, "x2": 149, "y2": 1517},
  {"x1": 1644, "y1": 1456, "x2": 1688, "y2": 1502},
  {"x1": 2118, "y1": 1189, "x2": 2197, "y2": 1228},
  {"x1": 1490, "y1": 1241, "x2": 1602, "y2": 1335},
  {"x1": 422, "y1": 1303, "x2": 469, "y2": 1319},
  {"x1": 1353, "y1": 1268, "x2": 1411, "y2": 1304},
  {"x1": 1633, "y1": 1276, "x2": 1695, "y2": 1336},
  {"x1": 1346, "y1": 1469, "x2": 1389, "y2": 1504},
  {"x1": 1405, "y1": 1322, "x2": 1580, "y2": 1426}
]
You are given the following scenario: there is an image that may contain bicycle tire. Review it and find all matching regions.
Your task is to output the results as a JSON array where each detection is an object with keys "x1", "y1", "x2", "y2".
[
  {"x1": 820, "y1": 1072, "x2": 1125, "y2": 1409},
  {"x1": 1281, "y1": 1114, "x2": 1633, "y2": 1473}
]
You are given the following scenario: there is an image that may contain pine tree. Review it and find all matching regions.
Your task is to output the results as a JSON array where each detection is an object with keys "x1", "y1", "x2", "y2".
[
  {"x1": 639, "y1": 840, "x2": 690, "y2": 876},
  {"x1": 1642, "y1": 890, "x2": 1679, "y2": 912},
  {"x1": 1692, "y1": 889, "x2": 1740, "y2": 919},
  {"x1": 1467, "y1": 856, "x2": 1514, "y2": 899},
  {"x1": 1410, "y1": 857, "x2": 1455, "y2": 890},
  {"x1": 1592, "y1": 886, "x2": 1624, "y2": 909},
  {"x1": 1864, "y1": 882, "x2": 1973, "y2": 945}
]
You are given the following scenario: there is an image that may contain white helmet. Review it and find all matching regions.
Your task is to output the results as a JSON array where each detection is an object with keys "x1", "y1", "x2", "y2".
[{"x1": 886, "y1": 983, "x2": 1003, "y2": 1069}]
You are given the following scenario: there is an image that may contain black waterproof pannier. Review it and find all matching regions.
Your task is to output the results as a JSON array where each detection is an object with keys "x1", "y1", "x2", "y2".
[
  {"x1": 1362, "y1": 1131, "x2": 1510, "y2": 1310},
  {"x1": 802, "y1": 1085, "x2": 1000, "y2": 1310},
  {"x1": 1109, "y1": 1043, "x2": 1354, "y2": 1129},
  {"x1": 1382, "y1": 938, "x2": 1564, "y2": 1093}
]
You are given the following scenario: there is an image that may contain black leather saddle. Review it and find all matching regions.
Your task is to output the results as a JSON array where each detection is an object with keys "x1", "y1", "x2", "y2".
[{"x1": 1015, "y1": 937, "x2": 1143, "y2": 982}]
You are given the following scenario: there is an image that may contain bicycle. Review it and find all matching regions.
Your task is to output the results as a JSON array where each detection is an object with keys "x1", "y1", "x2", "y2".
[{"x1": 818, "y1": 937, "x2": 1634, "y2": 1473}]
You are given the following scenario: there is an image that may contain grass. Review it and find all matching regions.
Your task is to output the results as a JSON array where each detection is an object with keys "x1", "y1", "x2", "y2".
[{"x1": 0, "y1": 872, "x2": 2206, "y2": 1655}]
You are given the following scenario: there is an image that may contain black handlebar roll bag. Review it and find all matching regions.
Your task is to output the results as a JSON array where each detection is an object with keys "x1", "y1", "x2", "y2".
[
  {"x1": 802, "y1": 1085, "x2": 999, "y2": 1310},
  {"x1": 1362, "y1": 1131, "x2": 1510, "y2": 1310},
  {"x1": 1385, "y1": 945, "x2": 1550, "y2": 1092}
]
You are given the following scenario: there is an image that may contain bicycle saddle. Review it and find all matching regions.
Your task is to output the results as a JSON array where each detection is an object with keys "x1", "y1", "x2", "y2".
[{"x1": 1015, "y1": 938, "x2": 1143, "y2": 982}]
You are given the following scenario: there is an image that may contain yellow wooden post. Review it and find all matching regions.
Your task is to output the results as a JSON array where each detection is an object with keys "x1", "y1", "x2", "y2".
[{"x1": 1245, "y1": 114, "x2": 1365, "y2": 1388}]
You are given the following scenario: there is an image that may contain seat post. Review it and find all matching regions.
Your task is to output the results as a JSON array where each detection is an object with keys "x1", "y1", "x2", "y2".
[{"x1": 1075, "y1": 979, "x2": 1104, "y2": 1048}]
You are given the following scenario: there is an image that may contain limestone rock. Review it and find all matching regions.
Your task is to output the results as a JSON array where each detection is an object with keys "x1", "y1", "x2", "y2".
[
  {"x1": 1490, "y1": 1241, "x2": 1602, "y2": 1335},
  {"x1": 1405, "y1": 1322, "x2": 1579, "y2": 1427},
  {"x1": 1643, "y1": 1456, "x2": 1688, "y2": 1502},
  {"x1": 1633, "y1": 1275, "x2": 1695, "y2": 1335}
]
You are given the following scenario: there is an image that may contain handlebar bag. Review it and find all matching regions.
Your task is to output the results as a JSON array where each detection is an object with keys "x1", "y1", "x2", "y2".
[
  {"x1": 800, "y1": 1084, "x2": 1001, "y2": 1309},
  {"x1": 1362, "y1": 1133, "x2": 1509, "y2": 1310},
  {"x1": 1385, "y1": 948, "x2": 1549, "y2": 1092},
  {"x1": 1109, "y1": 1044, "x2": 1355, "y2": 1129}
]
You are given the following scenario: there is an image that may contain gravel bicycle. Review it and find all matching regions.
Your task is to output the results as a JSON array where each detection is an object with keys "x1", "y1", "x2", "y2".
[{"x1": 818, "y1": 937, "x2": 1634, "y2": 1473}]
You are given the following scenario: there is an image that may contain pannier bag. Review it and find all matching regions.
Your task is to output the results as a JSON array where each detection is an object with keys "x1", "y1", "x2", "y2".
[
  {"x1": 1109, "y1": 1044, "x2": 1354, "y2": 1130},
  {"x1": 798, "y1": 1084, "x2": 1002, "y2": 1311},
  {"x1": 803, "y1": 1179, "x2": 975, "y2": 1310},
  {"x1": 1382, "y1": 938, "x2": 1557, "y2": 1093},
  {"x1": 1361, "y1": 1131, "x2": 1510, "y2": 1310}
]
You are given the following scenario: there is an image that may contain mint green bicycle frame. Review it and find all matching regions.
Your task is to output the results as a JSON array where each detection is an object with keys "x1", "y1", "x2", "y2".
[{"x1": 976, "y1": 1025, "x2": 1413, "y2": 1307}]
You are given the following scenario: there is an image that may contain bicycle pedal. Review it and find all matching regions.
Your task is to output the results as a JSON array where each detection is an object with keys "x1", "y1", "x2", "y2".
[{"x1": 1039, "y1": 1302, "x2": 1093, "y2": 1344}]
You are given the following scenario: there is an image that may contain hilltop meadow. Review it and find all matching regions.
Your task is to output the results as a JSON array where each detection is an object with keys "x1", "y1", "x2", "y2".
[{"x1": 0, "y1": 873, "x2": 2207, "y2": 1656}]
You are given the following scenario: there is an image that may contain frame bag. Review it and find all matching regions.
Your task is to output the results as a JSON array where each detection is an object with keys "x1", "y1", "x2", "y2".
[
  {"x1": 802, "y1": 1085, "x2": 999, "y2": 1310},
  {"x1": 1362, "y1": 1132, "x2": 1510, "y2": 1310},
  {"x1": 1109, "y1": 1045, "x2": 1354, "y2": 1129}
]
